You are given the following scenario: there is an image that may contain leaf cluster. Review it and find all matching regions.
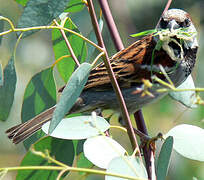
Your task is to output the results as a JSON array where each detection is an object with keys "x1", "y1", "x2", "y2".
[{"x1": 0, "y1": 0, "x2": 203, "y2": 180}]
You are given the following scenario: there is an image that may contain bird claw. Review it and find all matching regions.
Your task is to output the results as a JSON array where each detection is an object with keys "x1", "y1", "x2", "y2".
[{"x1": 139, "y1": 132, "x2": 164, "y2": 154}]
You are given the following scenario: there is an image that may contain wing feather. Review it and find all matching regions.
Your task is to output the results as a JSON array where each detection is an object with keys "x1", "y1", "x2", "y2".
[{"x1": 84, "y1": 34, "x2": 175, "y2": 90}]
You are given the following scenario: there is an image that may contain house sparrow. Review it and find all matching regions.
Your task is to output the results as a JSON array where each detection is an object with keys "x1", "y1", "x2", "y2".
[{"x1": 6, "y1": 9, "x2": 198, "y2": 144}]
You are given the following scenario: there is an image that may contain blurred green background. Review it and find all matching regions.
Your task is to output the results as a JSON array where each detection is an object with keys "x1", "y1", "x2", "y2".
[{"x1": 0, "y1": 0, "x2": 204, "y2": 179}]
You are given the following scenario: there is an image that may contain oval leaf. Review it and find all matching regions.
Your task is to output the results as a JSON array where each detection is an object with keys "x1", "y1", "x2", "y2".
[
  {"x1": 0, "y1": 57, "x2": 16, "y2": 121},
  {"x1": 49, "y1": 63, "x2": 92, "y2": 134},
  {"x1": 16, "y1": 136, "x2": 74, "y2": 180},
  {"x1": 106, "y1": 156, "x2": 148, "y2": 180},
  {"x1": 21, "y1": 67, "x2": 56, "y2": 148},
  {"x1": 165, "y1": 124, "x2": 204, "y2": 161},
  {"x1": 169, "y1": 75, "x2": 197, "y2": 108},
  {"x1": 17, "y1": 0, "x2": 71, "y2": 37},
  {"x1": 156, "y1": 136, "x2": 173, "y2": 180},
  {"x1": 83, "y1": 136, "x2": 126, "y2": 169},
  {"x1": 42, "y1": 115, "x2": 110, "y2": 139}
]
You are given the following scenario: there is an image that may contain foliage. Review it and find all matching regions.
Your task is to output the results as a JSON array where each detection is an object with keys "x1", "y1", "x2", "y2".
[{"x1": 0, "y1": 0, "x2": 203, "y2": 180}]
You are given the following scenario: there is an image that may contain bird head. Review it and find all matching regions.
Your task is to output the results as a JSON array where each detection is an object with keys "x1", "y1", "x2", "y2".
[
  {"x1": 156, "y1": 9, "x2": 198, "y2": 62},
  {"x1": 159, "y1": 9, "x2": 198, "y2": 49}
]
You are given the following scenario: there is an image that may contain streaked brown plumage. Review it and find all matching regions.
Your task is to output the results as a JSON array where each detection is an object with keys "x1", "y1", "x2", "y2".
[{"x1": 6, "y1": 9, "x2": 198, "y2": 144}]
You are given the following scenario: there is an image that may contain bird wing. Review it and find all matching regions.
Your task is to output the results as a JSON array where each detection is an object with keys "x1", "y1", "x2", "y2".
[{"x1": 84, "y1": 34, "x2": 175, "y2": 90}]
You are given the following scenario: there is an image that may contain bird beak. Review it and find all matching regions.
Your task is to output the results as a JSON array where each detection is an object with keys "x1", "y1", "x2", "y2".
[{"x1": 167, "y1": 19, "x2": 179, "y2": 31}]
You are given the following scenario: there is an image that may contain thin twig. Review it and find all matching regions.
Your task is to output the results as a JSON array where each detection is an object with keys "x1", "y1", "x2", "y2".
[
  {"x1": 0, "y1": 166, "x2": 146, "y2": 180},
  {"x1": 0, "y1": 16, "x2": 103, "y2": 53},
  {"x1": 53, "y1": 19, "x2": 80, "y2": 67},
  {"x1": 98, "y1": 0, "x2": 124, "y2": 50}
]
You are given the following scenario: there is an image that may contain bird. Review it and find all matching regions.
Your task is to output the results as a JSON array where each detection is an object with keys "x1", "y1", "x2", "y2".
[{"x1": 6, "y1": 9, "x2": 198, "y2": 144}]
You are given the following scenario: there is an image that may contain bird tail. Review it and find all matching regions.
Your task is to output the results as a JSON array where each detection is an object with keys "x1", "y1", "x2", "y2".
[{"x1": 5, "y1": 106, "x2": 56, "y2": 144}]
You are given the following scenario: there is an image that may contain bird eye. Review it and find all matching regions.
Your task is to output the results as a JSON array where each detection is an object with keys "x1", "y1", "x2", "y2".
[
  {"x1": 178, "y1": 19, "x2": 190, "y2": 28},
  {"x1": 160, "y1": 18, "x2": 169, "y2": 29},
  {"x1": 184, "y1": 19, "x2": 191, "y2": 27}
]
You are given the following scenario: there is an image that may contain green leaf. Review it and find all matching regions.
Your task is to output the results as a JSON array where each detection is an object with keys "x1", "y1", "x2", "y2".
[
  {"x1": 169, "y1": 75, "x2": 197, "y2": 108},
  {"x1": 130, "y1": 29, "x2": 157, "y2": 37},
  {"x1": 52, "y1": 18, "x2": 87, "y2": 82},
  {"x1": 84, "y1": 136, "x2": 126, "y2": 169},
  {"x1": 42, "y1": 115, "x2": 110, "y2": 139},
  {"x1": 17, "y1": 0, "x2": 71, "y2": 37},
  {"x1": 15, "y1": 0, "x2": 28, "y2": 6},
  {"x1": 65, "y1": 0, "x2": 84, "y2": 13},
  {"x1": 49, "y1": 63, "x2": 92, "y2": 134},
  {"x1": 77, "y1": 152, "x2": 93, "y2": 175},
  {"x1": 106, "y1": 156, "x2": 148, "y2": 179},
  {"x1": 156, "y1": 136, "x2": 173, "y2": 180},
  {"x1": 86, "y1": 17, "x2": 103, "y2": 63},
  {"x1": 165, "y1": 124, "x2": 204, "y2": 161},
  {"x1": 0, "y1": 57, "x2": 16, "y2": 121},
  {"x1": 0, "y1": 63, "x2": 3, "y2": 86},
  {"x1": 16, "y1": 136, "x2": 74, "y2": 180},
  {"x1": 21, "y1": 67, "x2": 56, "y2": 149}
]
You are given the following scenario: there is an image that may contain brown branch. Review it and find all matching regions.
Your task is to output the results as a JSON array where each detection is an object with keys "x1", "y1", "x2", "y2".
[
  {"x1": 98, "y1": 0, "x2": 124, "y2": 50},
  {"x1": 86, "y1": 0, "x2": 139, "y2": 151}
]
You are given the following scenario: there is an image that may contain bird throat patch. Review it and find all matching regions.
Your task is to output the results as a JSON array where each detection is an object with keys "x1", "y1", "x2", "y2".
[{"x1": 157, "y1": 28, "x2": 196, "y2": 62}]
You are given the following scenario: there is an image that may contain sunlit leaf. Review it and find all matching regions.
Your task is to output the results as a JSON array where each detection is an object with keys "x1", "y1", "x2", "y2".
[
  {"x1": 84, "y1": 136, "x2": 126, "y2": 169},
  {"x1": 130, "y1": 29, "x2": 157, "y2": 37},
  {"x1": 0, "y1": 57, "x2": 16, "y2": 121},
  {"x1": 65, "y1": 0, "x2": 85, "y2": 13},
  {"x1": 165, "y1": 124, "x2": 204, "y2": 161},
  {"x1": 49, "y1": 63, "x2": 91, "y2": 134},
  {"x1": 169, "y1": 75, "x2": 197, "y2": 108},
  {"x1": 16, "y1": 136, "x2": 74, "y2": 179},
  {"x1": 106, "y1": 156, "x2": 148, "y2": 180},
  {"x1": 21, "y1": 67, "x2": 56, "y2": 149},
  {"x1": 15, "y1": 0, "x2": 28, "y2": 6},
  {"x1": 157, "y1": 136, "x2": 173, "y2": 180},
  {"x1": 42, "y1": 115, "x2": 110, "y2": 139},
  {"x1": 52, "y1": 18, "x2": 87, "y2": 82},
  {"x1": 17, "y1": 0, "x2": 71, "y2": 37}
]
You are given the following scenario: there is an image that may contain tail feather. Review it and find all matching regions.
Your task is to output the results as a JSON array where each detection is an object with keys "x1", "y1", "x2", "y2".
[
  {"x1": 12, "y1": 126, "x2": 42, "y2": 144},
  {"x1": 6, "y1": 106, "x2": 56, "y2": 144}
]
